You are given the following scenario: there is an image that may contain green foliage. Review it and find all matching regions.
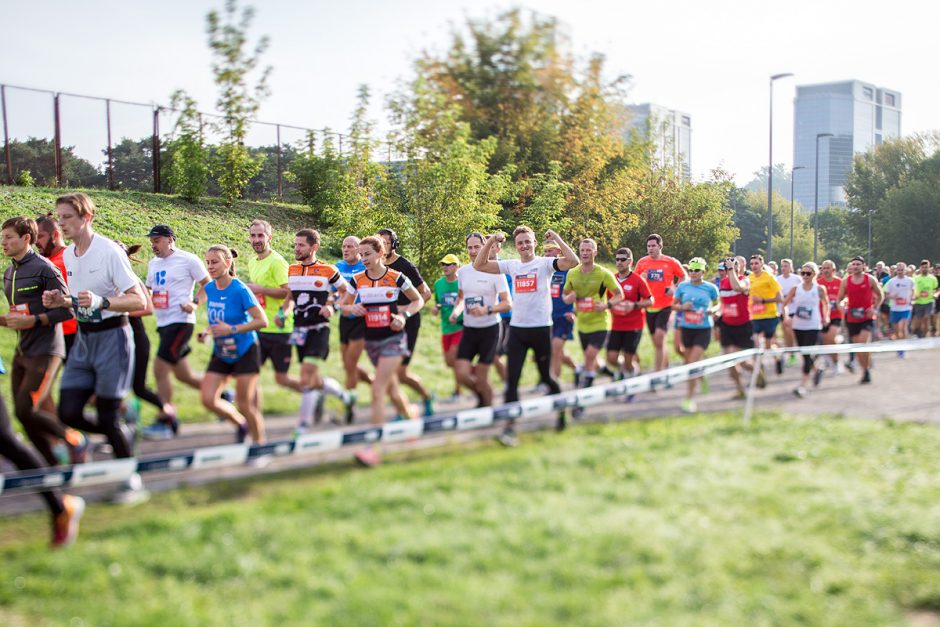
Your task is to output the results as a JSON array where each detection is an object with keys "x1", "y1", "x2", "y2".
[
  {"x1": 166, "y1": 90, "x2": 209, "y2": 202},
  {"x1": 205, "y1": 0, "x2": 271, "y2": 204},
  {"x1": 519, "y1": 160, "x2": 570, "y2": 236},
  {"x1": 2, "y1": 137, "x2": 102, "y2": 188},
  {"x1": 815, "y1": 206, "x2": 865, "y2": 267},
  {"x1": 14, "y1": 169, "x2": 34, "y2": 187},
  {"x1": 731, "y1": 187, "x2": 816, "y2": 263},
  {"x1": 104, "y1": 138, "x2": 155, "y2": 191},
  {"x1": 286, "y1": 132, "x2": 354, "y2": 228}
]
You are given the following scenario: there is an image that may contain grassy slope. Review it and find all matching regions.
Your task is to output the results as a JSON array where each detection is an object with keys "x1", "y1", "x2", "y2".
[{"x1": 0, "y1": 413, "x2": 938, "y2": 624}]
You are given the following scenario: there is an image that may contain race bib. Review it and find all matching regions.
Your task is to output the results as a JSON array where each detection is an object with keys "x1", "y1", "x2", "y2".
[
  {"x1": 215, "y1": 337, "x2": 238, "y2": 359},
  {"x1": 576, "y1": 297, "x2": 595, "y2": 313},
  {"x1": 289, "y1": 326, "x2": 309, "y2": 347},
  {"x1": 514, "y1": 273, "x2": 537, "y2": 293},
  {"x1": 684, "y1": 309, "x2": 705, "y2": 325},
  {"x1": 849, "y1": 307, "x2": 867, "y2": 319},
  {"x1": 751, "y1": 300, "x2": 766, "y2": 314},
  {"x1": 440, "y1": 292, "x2": 458, "y2": 307},
  {"x1": 152, "y1": 291, "x2": 169, "y2": 309},
  {"x1": 613, "y1": 301, "x2": 631, "y2": 315},
  {"x1": 71, "y1": 296, "x2": 102, "y2": 323},
  {"x1": 646, "y1": 269, "x2": 664, "y2": 282},
  {"x1": 465, "y1": 296, "x2": 484, "y2": 311},
  {"x1": 721, "y1": 302, "x2": 739, "y2": 318},
  {"x1": 796, "y1": 306, "x2": 813, "y2": 320},
  {"x1": 365, "y1": 305, "x2": 391, "y2": 328},
  {"x1": 920, "y1": 290, "x2": 930, "y2": 299},
  {"x1": 9, "y1": 303, "x2": 30, "y2": 315},
  {"x1": 257, "y1": 294, "x2": 267, "y2": 308},
  {"x1": 550, "y1": 282, "x2": 562, "y2": 298},
  {"x1": 829, "y1": 299, "x2": 839, "y2": 309},
  {"x1": 894, "y1": 297, "x2": 908, "y2": 306}
]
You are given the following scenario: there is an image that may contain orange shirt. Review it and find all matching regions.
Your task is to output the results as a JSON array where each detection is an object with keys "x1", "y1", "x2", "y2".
[{"x1": 633, "y1": 255, "x2": 685, "y2": 311}]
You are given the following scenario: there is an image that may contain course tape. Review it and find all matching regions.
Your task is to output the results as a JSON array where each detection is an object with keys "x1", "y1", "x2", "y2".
[{"x1": 2, "y1": 337, "x2": 939, "y2": 497}]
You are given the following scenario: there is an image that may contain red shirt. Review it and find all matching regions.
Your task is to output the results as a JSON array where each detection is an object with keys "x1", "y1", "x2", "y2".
[
  {"x1": 610, "y1": 271, "x2": 652, "y2": 331},
  {"x1": 845, "y1": 274, "x2": 876, "y2": 322},
  {"x1": 634, "y1": 255, "x2": 685, "y2": 311},
  {"x1": 46, "y1": 247, "x2": 77, "y2": 336},
  {"x1": 818, "y1": 276, "x2": 843, "y2": 320},
  {"x1": 718, "y1": 275, "x2": 751, "y2": 326}
]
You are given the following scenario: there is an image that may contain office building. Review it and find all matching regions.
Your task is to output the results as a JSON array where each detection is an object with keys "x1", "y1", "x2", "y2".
[{"x1": 627, "y1": 103, "x2": 691, "y2": 179}]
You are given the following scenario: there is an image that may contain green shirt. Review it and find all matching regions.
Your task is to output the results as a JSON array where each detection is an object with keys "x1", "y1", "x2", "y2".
[
  {"x1": 434, "y1": 276, "x2": 462, "y2": 335},
  {"x1": 563, "y1": 265, "x2": 622, "y2": 334},
  {"x1": 913, "y1": 273, "x2": 938, "y2": 305},
  {"x1": 246, "y1": 250, "x2": 292, "y2": 333}
]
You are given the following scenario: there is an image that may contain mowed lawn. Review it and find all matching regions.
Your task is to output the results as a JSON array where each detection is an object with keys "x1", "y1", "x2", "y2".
[{"x1": 1, "y1": 413, "x2": 939, "y2": 625}]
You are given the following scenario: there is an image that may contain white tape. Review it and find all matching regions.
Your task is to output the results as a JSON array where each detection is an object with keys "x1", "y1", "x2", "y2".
[
  {"x1": 382, "y1": 419, "x2": 424, "y2": 443},
  {"x1": 521, "y1": 396, "x2": 556, "y2": 417},
  {"x1": 576, "y1": 386, "x2": 607, "y2": 407},
  {"x1": 293, "y1": 430, "x2": 343, "y2": 455},
  {"x1": 71, "y1": 459, "x2": 137, "y2": 487},
  {"x1": 456, "y1": 407, "x2": 494, "y2": 431},
  {"x1": 191, "y1": 445, "x2": 248, "y2": 469},
  {"x1": 0, "y1": 474, "x2": 4, "y2": 496}
]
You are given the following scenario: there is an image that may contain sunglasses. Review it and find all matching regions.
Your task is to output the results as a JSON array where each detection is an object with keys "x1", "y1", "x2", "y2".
[
  {"x1": 441, "y1": 263, "x2": 456, "y2": 267},
  {"x1": 689, "y1": 268, "x2": 704, "y2": 272},
  {"x1": 615, "y1": 257, "x2": 631, "y2": 262},
  {"x1": 800, "y1": 271, "x2": 814, "y2": 276}
]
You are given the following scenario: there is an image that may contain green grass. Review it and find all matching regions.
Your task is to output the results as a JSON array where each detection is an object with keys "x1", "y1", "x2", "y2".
[{"x1": 1, "y1": 412, "x2": 939, "y2": 625}]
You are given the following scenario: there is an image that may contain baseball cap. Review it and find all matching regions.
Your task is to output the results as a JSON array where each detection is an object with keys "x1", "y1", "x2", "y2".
[
  {"x1": 147, "y1": 224, "x2": 176, "y2": 239},
  {"x1": 439, "y1": 254, "x2": 460, "y2": 265},
  {"x1": 688, "y1": 257, "x2": 707, "y2": 271}
]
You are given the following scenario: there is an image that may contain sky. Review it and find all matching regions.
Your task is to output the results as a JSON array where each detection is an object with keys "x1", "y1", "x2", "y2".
[{"x1": 1, "y1": 0, "x2": 934, "y2": 185}]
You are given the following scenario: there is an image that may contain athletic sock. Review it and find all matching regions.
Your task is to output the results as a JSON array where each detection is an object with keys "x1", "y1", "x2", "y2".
[
  {"x1": 299, "y1": 389, "x2": 322, "y2": 426},
  {"x1": 583, "y1": 372, "x2": 596, "y2": 388},
  {"x1": 322, "y1": 377, "x2": 350, "y2": 403}
]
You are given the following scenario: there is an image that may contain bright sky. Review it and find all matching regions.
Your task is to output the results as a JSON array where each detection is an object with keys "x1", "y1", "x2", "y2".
[{"x1": 1, "y1": 0, "x2": 933, "y2": 185}]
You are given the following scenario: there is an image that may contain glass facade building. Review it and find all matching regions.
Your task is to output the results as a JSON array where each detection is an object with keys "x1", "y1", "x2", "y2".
[
  {"x1": 626, "y1": 103, "x2": 692, "y2": 180},
  {"x1": 792, "y1": 80, "x2": 902, "y2": 211}
]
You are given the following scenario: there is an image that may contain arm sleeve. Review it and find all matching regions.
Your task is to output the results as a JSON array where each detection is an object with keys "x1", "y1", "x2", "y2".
[
  {"x1": 397, "y1": 273, "x2": 414, "y2": 292},
  {"x1": 496, "y1": 259, "x2": 515, "y2": 275},
  {"x1": 405, "y1": 261, "x2": 424, "y2": 289},
  {"x1": 42, "y1": 263, "x2": 74, "y2": 324},
  {"x1": 189, "y1": 255, "x2": 210, "y2": 282},
  {"x1": 241, "y1": 281, "x2": 260, "y2": 309},
  {"x1": 274, "y1": 257, "x2": 290, "y2": 287},
  {"x1": 638, "y1": 277, "x2": 652, "y2": 299}
]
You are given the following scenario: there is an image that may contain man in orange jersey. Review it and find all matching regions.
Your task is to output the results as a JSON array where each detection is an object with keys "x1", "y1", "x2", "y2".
[{"x1": 633, "y1": 234, "x2": 687, "y2": 371}]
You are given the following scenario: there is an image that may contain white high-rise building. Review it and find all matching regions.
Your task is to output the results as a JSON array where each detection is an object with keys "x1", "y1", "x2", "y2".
[
  {"x1": 626, "y1": 103, "x2": 691, "y2": 179},
  {"x1": 792, "y1": 80, "x2": 902, "y2": 211}
]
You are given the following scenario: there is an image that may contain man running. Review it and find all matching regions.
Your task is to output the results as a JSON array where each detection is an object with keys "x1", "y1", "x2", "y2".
[
  {"x1": 1, "y1": 216, "x2": 85, "y2": 465},
  {"x1": 473, "y1": 226, "x2": 578, "y2": 446},
  {"x1": 378, "y1": 228, "x2": 435, "y2": 416},
  {"x1": 672, "y1": 257, "x2": 720, "y2": 414},
  {"x1": 41, "y1": 193, "x2": 148, "y2": 504},
  {"x1": 433, "y1": 254, "x2": 464, "y2": 401},
  {"x1": 911, "y1": 259, "x2": 938, "y2": 339},
  {"x1": 334, "y1": 235, "x2": 373, "y2": 414},
  {"x1": 451, "y1": 233, "x2": 512, "y2": 407},
  {"x1": 606, "y1": 248, "x2": 652, "y2": 383},
  {"x1": 747, "y1": 254, "x2": 784, "y2": 375},
  {"x1": 285, "y1": 229, "x2": 353, "y2": 433},
  {"x1": 562, "y1": 238, "x2": 623, "y2": 418},
  {"x1": 837, "y1": 256, "x2": 884, "y2": 384},
  {"x1": 545, "y1": 242, "x2": 577, "y2": 384},
  {"x1": 141, "y1": 225, "x2": 210, "y2": 439},
  {"x1": 884, "y1": 262, "x2": 914, "y2": 345},
  {"x1": 817, "y1": 260, "x2": 845, "y2": 374},
  {"x1": 634, "y1": 234, "x2": 686, "y2": 371},
  {"x1": 717, "y1": 256, "x2": 759, "y2": 398},
  {"x1": 35, "y1": 214, "x2": 77, "y2": 357}
]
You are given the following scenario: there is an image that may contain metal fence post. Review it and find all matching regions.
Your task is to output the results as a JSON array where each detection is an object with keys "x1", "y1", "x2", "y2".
[
  {"x1": 152, "y1": 107, "x2": 161, "y2": 193},
  {"x1": 1, "y1": 85, "x2": 13, "y2": 184},
  {"x1": 276, "y1": 124, "x2": 282, "y2": 201},
  {"x1": 106, "y1": 99, "x2": 115, "y2": 190},
  {"x1": 53, "y1": 93, "x2": 62, "y2": 186}
]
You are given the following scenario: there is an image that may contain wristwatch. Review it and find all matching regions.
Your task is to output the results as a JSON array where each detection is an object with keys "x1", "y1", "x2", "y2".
[
  {"x1": 101, "y1": 296, "x2": 111, "y2": 310},
  {"x1": 404, "y1": 310, "x2": 413, "y2": 319},
  {"x1": 487, "y1": 305, "x2": 493, "y2": 315}
]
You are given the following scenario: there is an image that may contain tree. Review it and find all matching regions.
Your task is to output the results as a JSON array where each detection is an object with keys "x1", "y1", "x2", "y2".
[
  {"x1": 3, "y1": 137, "x2": 102, "y2": 188},
  {"x1": 744, "y1": 163, "x2": 794, "y2": 200},
  {"x1": 205, "y1": 0, "x2": 271, "y2": 203},
  {"x1": 166, "y1": 91, "x2": 209, "y2": 202},
  {"x1": 105, "y1": 138, "x2": 154, "y2": 192}
]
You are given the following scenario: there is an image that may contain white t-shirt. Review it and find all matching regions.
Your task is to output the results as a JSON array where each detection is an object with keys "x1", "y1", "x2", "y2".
[
  {"x1": 496, "y1": 256, "x2": 559, "y2": 328},
  {"x1": 777, "y1": 273, "x2": 802, "y2": 313},
  {"x1": 146, "y1": 249, "x2": 210, "y2": 327},
  {"x1": 885, "y1": 276, "x2": 915, "y2": 312},
  {"x1": 63, "y1": 234, "x2": 140, "y2": 321},
  {"x1": 790, "y1": 282, "x2": 823, "y2": 331},
  {"x1": 456, "y1": 265, "x2": 510, "y2": 329}
]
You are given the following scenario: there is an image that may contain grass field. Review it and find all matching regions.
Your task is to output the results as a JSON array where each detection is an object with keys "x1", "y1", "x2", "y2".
[{"x1": 1, "y1": 412, "x2": 939, "y2": 625}]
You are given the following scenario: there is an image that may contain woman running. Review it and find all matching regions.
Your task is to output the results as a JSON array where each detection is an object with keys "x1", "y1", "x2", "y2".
[
  {"x1": 782, "y1": 262, "x2": 830, "y2": 397},
  {"x1": 671, "y1": 257, "x2": 719, "y2": 414}
]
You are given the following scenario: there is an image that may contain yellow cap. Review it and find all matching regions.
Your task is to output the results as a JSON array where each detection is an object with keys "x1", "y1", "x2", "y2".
[{"x1": 439, "y1": 254, "x2": 461, "y2": 265}]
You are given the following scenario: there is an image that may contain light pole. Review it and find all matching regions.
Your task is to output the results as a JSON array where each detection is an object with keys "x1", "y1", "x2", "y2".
[
  {"x1": 789, "y1": 165, "x2": 805, "y2": 260},
  {"x1": 813, "y1": 132, "x2": 834, "y2": 262},
  {"x1": 768, "y1": 72, "x2": 793, "y2": 263}
]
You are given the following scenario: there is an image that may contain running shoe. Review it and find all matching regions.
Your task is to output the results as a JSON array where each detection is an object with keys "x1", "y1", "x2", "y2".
[
  {"x1": 786, "y1": 354, "x2": 798, "y2": 368},
  {"x1": 730, "y1": 390, "x2": 747, "y2": 401},
  {"x1": 142, "y1": 416, "x2": 179, "y2": 441},
  {"x1": 699, "y1": 376, "x2": 710, "y2": 394},
  {"x1": 344, "y1": 392, "x2": 357, "y2": 425},
  {"x1": 235, "y1": 422, "x2": 249, "y2": 444},
  {"x1": 355, "y1": 448, "x2": 382, "y2": 467},
  {"x1": 680, "y1": 398, "x2": 697, "y2": 414},
  {"x1": 555, "y1": 411, "x2": 567, "y2": 432},
  {"x1": 756, "y1": 367, "x2": 767, "y2": 389},
  {"x1": 775, "y1": 357, "x2": 784, "y2": 375},
  {"x1": 497, "y1": 429, "x2": 519, "y2": 447},
  {"x1": 291, "y1": 424, "x2": 309, "y2": 439},
  {"x1": 599, "y1": 365, "x2": 616, "y2": 379},
  {"x1": 52, "y1": 495, "x2": 85, "y2": 548},
  {"x1": 112, "y1": 473, "x2": 149, "y2": 506},
  {"x1": 897, "y1": 351, "x2": 906, "y2": 358},
  {"x1": 793, "y1": 386, "x2": 807, "y2": 398},
  {"x1": 573, "y1": 368, "x2": 582, "y2": 387},
  {"x1": 572, "y1": 406, "x2": 584, "y2": 420},
  {"x1": 423, "y1": 394, "x2": 436, "y2": 417},
  {"x1": 246, "y1": 454, "x2": 272, "y2": 469},
  {"x1": 65, "y1": 429, "x2": 89, "y2": 465},
  {"x1": 860, "y1": 369, "x2": 872, "y2": 384},
  {"x1": 813, "y1": 368, "x2": 824, "y2": 388},
  {"x1": 844, "y1": 360, "x2": 856, "y2": 374}
]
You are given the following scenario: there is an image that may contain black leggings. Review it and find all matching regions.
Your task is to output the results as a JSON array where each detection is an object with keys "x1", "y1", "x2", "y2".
[
  {"x1": 0, "y1": 396, "x2": 63, "y2": 516},
  {"x1": 504, "y1": 326, "x2": 560, "y2": 403},
  {"x1": 794, "y1": 329, "x2": 821, "y2": 375},
  {"x1": 59, "y1": 390, "x2": 131, "y2": 458},
  {"x1": 12, "y1": 354, "x2": 67, "y2": 466},
  {"x1": 130, "y1": 316, "x2": 163, "y2": 411}
]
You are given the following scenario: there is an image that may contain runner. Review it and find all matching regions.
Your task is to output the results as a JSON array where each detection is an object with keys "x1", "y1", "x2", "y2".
[
  {"x1": 492, "y1": 239, "x2": 511, "y2": 382},
  {"x1": 433, "y1": 254, "x2": 464, "y2": 401},
  {"x1": 41, "y1": 192, "x2": 149, "y2": 504},
  {"x1": 35, "y1": 214, "x2": 77, "y2": 357},
  {"x1": 781, "y1": 262, "x2": 829, "y2": 397},
  {"x1": 933, "y1": 263, "x2": 940, "y2": 337},
  {"x1": 883, "y1": 262, "x2": 914, "y2": 346},
  {"x1": 451, "y1": 233, "x2": 511, "y2": 407},
  {"x1": 284, "y1": 228, "x2": 353, "y2": 434},
  {"x1": 140, "y1": 225, "x2": 211, "y2": 439},
  {"x1": 776, "y1": 258, "x2": 802, "y2": 368},
  {"x1": 198, "y1": 245, "x2": 267, "y2": 445},
  {"x1": 671, "y1": 257, "x2": 720, "y2": 414},
  {"x1": 606, "y1": 248, "x2": 652, "y2": 383},
  {"x1": 377, "y1": 228, "x2": 435, "y2": 416},
  {"x1": 0, "y1": 391, "x2": 84, "y2": 547},
  {"x1": 747, "y1": 254, "x2": 785, "y2": 375},
  {"x1": 334, "y1": 235, "x2": 373, "y2": 415},
  {"x1": 1, "y1": 216, "x2": 86, "y2": 465},
  {"x1": 911, "y1": 259, "x2": 938, "y2": 339},
  {"x1": 875, "y1": 260, "x2": 891, "y2": 337},
  {"x1": 473, "y1": 226, "x2": 578, "y2": 446},
  {"x1": 837, "y1": 256, "x2": 884, "y2": 384},
  {"x1": 634, "y1": 234, "x2": 687, "y2": 371},
  {"x1": 545, "y1": 242, "x2": 577, "y2": 384},
  {"x1": 817, "y1": 260, "x2": 845, "y2": 374},
  {"x1": 717, "y1": 256, "x2": 759, "y2": 398},
  {"x1": 562, "y1": 238, "x2": 623, "y2": 418},
  {"x1": 246, "y1": 219, "x2": 300, "y2": 409},
  {"x1": 339, "y1": 235, "x2": 424, "y2": 467}
]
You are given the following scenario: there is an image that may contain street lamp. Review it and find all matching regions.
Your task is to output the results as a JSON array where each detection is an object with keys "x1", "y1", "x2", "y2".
[
  {"x1": 789, "y1": 165, "x2": 805, "y2": 260},
  {"x1": 813, "y1": 132, "x2": 834, "y2": 262},
  {"x1": 768, "y1": 72, "x2": 794, "y2": 262}
]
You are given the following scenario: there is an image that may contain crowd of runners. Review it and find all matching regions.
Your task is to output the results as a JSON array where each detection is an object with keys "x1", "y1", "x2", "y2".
[{"x1": 1, "y1": 191, "x2": 938, "y2": 547}]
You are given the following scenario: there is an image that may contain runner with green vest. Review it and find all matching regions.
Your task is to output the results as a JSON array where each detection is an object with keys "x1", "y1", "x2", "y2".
[{"x1": 434, "y1": 254, "x2": 464, "y2": 401}]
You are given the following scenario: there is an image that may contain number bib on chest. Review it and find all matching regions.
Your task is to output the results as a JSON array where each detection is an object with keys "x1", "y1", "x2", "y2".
[
  {"x1": 514, "y1": 273, "x2": 537, "y2": 293},
  {"x1": 365, "y1": 305, "x2": 392, "y2": 328},
  {"x1": 550, "y1": 282, "x2": 562, "y2": 298},
  {"x1": 576, "y1": 297, "x2": 595, "y2": 313},
  {"x1": 684, "y1": 310, "x2": 706, "y2": 325},
  {"x1": 215, "y1": 337, "x2": 238, "y2": 359},
  {"x1": 152, "y1": 291, "x2": 169, "y2": 309},
  {"x1": 71, "y1": 296, "x2": 102, "y2": 323},
  {"x1": 646, "y1": 269, "x2": 664, "y2": 282},
  {"x1": 9, "y1": 303, "x2": 30, "y2": 316},
  {"x1": 289, "y1": 327, "x2": 310, "y2": 347},
  {"x1": 849, "y1": 307, "x2": 867, "y2": 319},
  {"x1": 894, "y1": 297, "x2": 908, "y2": 306},
  {"x1": 465, "y1": 296, "x2": 484, "y2": 310},
  {"x1": 796, "y1": 306, "x2": 813, "y2": 320},
  {"x1": 721, "y1": 302, "x2": 739, "y2": 318},
  {"x1": 751, "y1": 300, "x2": 766, "y2": 314}
]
